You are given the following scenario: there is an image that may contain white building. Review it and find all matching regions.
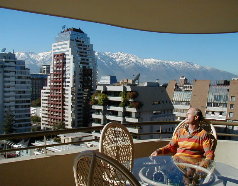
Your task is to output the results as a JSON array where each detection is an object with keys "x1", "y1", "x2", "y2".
[
  {"x1": 0, "y1": 52, "x2": 31, "y2": 133},
  {"x1": 40, "y1": 65, "x2": 50, "y2": 75},
  {"x1": 41, "y1": 28, "x2": 97, "y2": 130},
  {"x1": 98, "y1": 75, "x2": 117, "y2": 85},
  {"x1": 91, "y1": 83, "x2": 175, "y2": 139},
  {"x1": 30, "y1": 107, "x2": 42, "y2": 117}
]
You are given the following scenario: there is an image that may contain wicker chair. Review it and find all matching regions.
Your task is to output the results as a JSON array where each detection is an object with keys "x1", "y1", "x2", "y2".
[
  {"x1": 173, "y1": 119, "x2": 217, "y2": 139},
  {"x1": 73, "y1": 150, "x2": 140, "y2": 186},
  {"x1": 99, "y1": 122, "x2": 134, "y2": 171}
]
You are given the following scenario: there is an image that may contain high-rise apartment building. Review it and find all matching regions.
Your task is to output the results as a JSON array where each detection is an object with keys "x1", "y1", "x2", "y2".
[
  {"x1": 30, "y1": 73, "x2": 48, "y2": 101},
  {"x1": 41, "y1": 28, "x2": 97, "y2": 130},
  {"x1": 0, "y1": 52, "x2": 31, "y2": 133}
]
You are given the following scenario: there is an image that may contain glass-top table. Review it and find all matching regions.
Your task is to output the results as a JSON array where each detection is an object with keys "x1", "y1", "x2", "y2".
[{"x1": 132, "y1": 156, "x2": 238, "y2": 186}]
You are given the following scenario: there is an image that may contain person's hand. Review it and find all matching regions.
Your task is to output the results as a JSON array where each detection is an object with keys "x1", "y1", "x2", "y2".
[
  {"x1": 199, "y1": 159, "x2": 211, "y2": 169},
  {"x1": 150, "y1": 149, "x2": 162, "y2": 156}
]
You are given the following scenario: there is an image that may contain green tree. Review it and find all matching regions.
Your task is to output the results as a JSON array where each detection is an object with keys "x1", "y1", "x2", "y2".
[
  {"x1": 90, "y1": 93, "x2": 98, "y2": 105},
  {"x1": 90, "y1": 92, "x2": 109, "y2": 106},
  {"x1": 3, "y1": 110, "x2": 14, "y2": 134},
  {"x1": 53, "y1": 137, "x2": 61, "y2": 143},
  {"x1": 97, "y1": 93, "x2": 108, "y2": 106},
  {"x1": 31, "y1": 115, "x2": 41, "y2": 123},
  {"x1": 31, "y1": 98, "x2": 41, "y2": 107},
  {"x1": 127, "y1": 91, "x2": 138, "y2": 99},
  {"x1": 119, "y1": 91, "x2": 129, "y2": 107},
  {"x1": 53, "y1": 121, "x2": 65, "y2": 130}
]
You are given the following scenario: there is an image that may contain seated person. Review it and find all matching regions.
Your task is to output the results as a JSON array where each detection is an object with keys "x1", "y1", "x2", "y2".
[
  {"x1": 173, "y1": 155, "x2": 215, "y2": 185},
  {"x1": 151, "y1": 107, "x2": 217, "y2": 162}
]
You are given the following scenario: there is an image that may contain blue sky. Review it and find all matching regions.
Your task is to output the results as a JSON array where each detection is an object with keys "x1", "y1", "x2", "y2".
[{"x1": 1, "y1": 8, "x2": 238, "y2": 75}]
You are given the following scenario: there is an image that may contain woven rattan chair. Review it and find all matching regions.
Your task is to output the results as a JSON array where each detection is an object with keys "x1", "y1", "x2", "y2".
[
  {"x1": 73, "y1": 150, "x2": 140, "y2": 186},
  {"x1": 173, "y1": 119, "x2": 217, "y2": 139},
  {"x1": 99, "y1": 122, "x2": 134, "y2": 171}
]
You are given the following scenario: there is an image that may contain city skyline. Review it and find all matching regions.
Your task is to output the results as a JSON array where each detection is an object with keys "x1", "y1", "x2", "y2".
[{"x1": 1, "y1": 8, "x2": 238, "y2": 75}]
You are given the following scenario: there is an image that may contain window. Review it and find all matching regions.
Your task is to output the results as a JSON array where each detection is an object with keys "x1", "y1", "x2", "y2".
[
  {"x1": 153, "y1": 111, "x2": 161, "y2": 115},
  {"x1": 207, "y1": 102, "x2": 212, "y2": 107},
  {"x1": 230, "y1": 104, "x2": 234, "y2": 109},
  {"x1": 229, "y1": 112, "x2": 234, "y2": 118},
  {"x1": 152, "y1": 101, "x2": 160, "y2": 105},
  {"x1": 231, "y1": 96, "x2": 236, "y2": 102},
  {"x1": 213, "y1": 103, "x2": 219, "y2": 107}
]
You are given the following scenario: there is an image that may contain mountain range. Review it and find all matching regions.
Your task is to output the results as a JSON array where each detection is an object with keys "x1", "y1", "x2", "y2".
[{"x1": 15, "y1": 51, "x2": 237, "y2": 83}]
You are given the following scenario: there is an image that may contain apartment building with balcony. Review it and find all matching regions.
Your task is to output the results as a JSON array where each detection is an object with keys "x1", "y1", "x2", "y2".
[
  {"x1": 166, "y1": 76, "x2": 238, "y2": 122},
  {"x1": 0, "y1": 52, "x2": 31, "y2": 133},
  {"x1": 41, "y1": 28, "x2": 97, "y2": 130},
  {"x1": 91, "y1": 82, "x2": 175, "y2": 139}
]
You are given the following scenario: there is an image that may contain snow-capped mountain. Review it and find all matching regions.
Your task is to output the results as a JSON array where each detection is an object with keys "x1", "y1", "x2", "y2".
[
  {"x1": 16, "y1": 51, "x2": 51, "y2": 73},
  {"x1": 15, "y1": 51, "x2": 237, "y2": 83}
]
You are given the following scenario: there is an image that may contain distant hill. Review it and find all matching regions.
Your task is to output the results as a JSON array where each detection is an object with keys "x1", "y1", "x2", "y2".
[
  {"x1": 16, "y1": 51, "x2": 51, "y2": 73},
  {"x1": 15, "y1": 51, "x2": 237, "y2": 83}
]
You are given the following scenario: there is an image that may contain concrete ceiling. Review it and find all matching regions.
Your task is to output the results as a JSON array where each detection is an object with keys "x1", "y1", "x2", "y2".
[{"x1": 1, "y1": 0, "x2": 238, "y2": 34}]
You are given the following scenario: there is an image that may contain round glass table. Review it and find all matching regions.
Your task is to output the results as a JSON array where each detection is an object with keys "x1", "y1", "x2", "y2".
[{"x1": 132, "y1": 156, "x2": 216, "y2": 186}]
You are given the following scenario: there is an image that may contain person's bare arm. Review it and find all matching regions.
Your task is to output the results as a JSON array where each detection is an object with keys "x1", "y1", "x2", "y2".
[
  {"x1": 150, "y1": 130, "x2": 180, "y2": 156},
  {"x1": 150, "y1": 148, "x2": 162, "y2": 156}
]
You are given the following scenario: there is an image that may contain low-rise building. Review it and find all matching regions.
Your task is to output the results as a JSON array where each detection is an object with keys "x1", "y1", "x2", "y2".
[
  {"x1": 40, "y1": 65, "x2": 50, "y2": 75},
  {"x1": 91, "y1": 82, "x2": 175, "y2": 139},
  {"x1": 166, "y1": 76, "x2": 238, "y2": 138},
  {"x1": 30, "y1": 107, "x2": 42, "y2": 117},
  {"x1": 166, "y1": 76, "x2": 238, "y2": 122},
  {"x1": 98, "y1": 75, "x2": 117, "y2": 85}
]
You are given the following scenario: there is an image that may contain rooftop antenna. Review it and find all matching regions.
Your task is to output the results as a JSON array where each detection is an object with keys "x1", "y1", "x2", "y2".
[
  {"x1": 62, "y1": 25, "x2": 66, "y2": 31},
  {"x1": 1, "y1": 48, "x2": 6, "y2": 52},
  {"x1": 132, "y1": 73, "x2": 140, "y2": 85}
]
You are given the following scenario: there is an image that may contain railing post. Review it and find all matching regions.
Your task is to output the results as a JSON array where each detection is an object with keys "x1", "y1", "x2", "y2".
[
  {"x1": 160, "y1": 125, "x2": 162, "y2": 140},
  {"x1": 4, "y1": 141, "x2": 7, "y2": 159},
  {"x1": 44, "y1": 135, "x2": 47, "y2": 154}
]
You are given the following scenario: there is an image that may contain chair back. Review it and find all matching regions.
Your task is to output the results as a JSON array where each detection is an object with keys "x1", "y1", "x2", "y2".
[
  {"x1": 173, "y1": 119, "x2": 217, "y2": 139},
  {"x1": 73, "y1": 151, "x2": 140, "y2": 186},
  {"x1": 99, "y1": 122, "x2": 134, "y2": 171}
]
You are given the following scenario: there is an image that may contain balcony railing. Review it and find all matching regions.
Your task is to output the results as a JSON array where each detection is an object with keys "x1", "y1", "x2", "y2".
[
  {"x1": 1, "y1": 121, "x2": 238, "y2": 156},
  {"x1": 0, "y1": 121, "x2": 238, "y2": 186}
]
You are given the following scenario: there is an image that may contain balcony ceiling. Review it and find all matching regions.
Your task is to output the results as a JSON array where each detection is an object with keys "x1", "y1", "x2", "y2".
[{"x1": 1, "y1": 0, "x2": 238, "y2": 34}]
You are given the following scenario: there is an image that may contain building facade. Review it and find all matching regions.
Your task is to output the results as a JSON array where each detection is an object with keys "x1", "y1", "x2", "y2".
[
  {"x1": 91, "y1": 83, "x2": 175, "y2": 139},
  {"x1": 30, "y1": 73, "x2": 48, "y2": 101},
  {"x1": 98, "y1": 75, "x2": 117, "y2": 85},
  {"x1": 41, "y1": 28, "x2": 97, "y2": 130},
  {"x1": 166, "y1": 76, "x2": 238, "y2": 122},
  {"x1": 0, "y1": 52, "x2": 31, "y2": 133},
  {"x1": 40, "y1": 65, "x2": 50, "y2": 74}
]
